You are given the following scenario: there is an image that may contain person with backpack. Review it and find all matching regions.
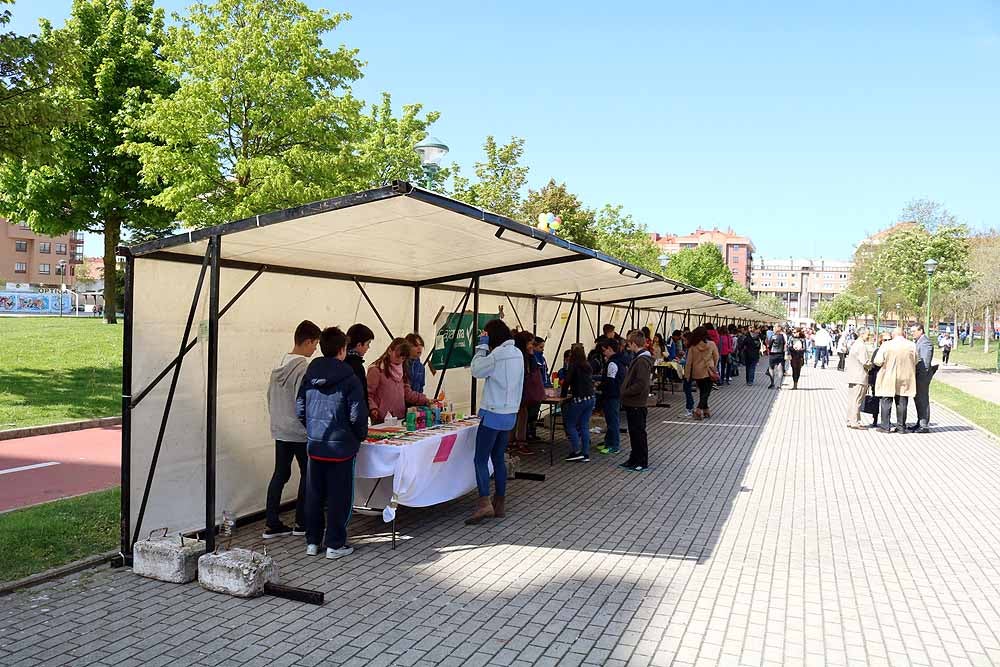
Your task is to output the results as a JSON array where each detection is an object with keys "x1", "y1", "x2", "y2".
[
  {"x1": 788, "y1": 328, "x2": 808, "y2": 389},
  {"x1": 766, "y1": 325, "x2": 787, "y2": 389}
]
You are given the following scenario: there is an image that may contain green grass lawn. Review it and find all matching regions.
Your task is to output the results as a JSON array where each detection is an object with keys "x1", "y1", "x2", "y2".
[
  {"x1": 931, "y1": 382, "x2": 1000, "y2": 439},
  {"x1": 943, "y1": 343, "x2": 999, "y2": 374},
  {"x1": 0, "y1": 318, "x2": 123, "y2": 430},
  {"x1": 0, "y1": 488, "x2": 119, "y2": 584}
]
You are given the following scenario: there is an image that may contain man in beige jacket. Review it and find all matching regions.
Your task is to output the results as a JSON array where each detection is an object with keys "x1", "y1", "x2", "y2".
[
  {"x1": 873, "y1": 327, "x2": 918, "y2": 433},
  {"x1": 845, "y1": 328, "x2": 873, "y2": 429}
]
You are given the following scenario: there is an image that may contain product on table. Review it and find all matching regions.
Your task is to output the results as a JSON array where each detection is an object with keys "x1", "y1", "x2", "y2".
[{"x1": 405, "y1": 409, "x2": 417, "y2": 432}]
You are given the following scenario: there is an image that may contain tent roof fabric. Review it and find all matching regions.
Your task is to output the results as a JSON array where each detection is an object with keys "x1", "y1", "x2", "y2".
[{"x1": 127, "y1": 181, "x2": 781, "y2": 322}]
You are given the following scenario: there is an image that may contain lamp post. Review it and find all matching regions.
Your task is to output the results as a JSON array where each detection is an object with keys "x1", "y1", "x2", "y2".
[
  {"x1": 414, "y1": 136, "x2": 449, "y2": 189},
  {"x1": 57, "y1": 260, "x2": 68, "y2": 317},
  {"x1": 658, "y1": 254, "x2": 669, "y2": 273},
  {"x1": 875, "y1": 287, "x2": 883, "y2": 334},
  {"x1": 715, "y1": 282, "x2": 724, "y2": 296},
  {"x1": 923, "y1": 258, "x2": 938, "y2": 335}
]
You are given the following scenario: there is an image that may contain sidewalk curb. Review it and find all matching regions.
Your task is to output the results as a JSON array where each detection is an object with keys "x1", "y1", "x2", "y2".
[
  {"x1": 0, "y1": 416, "x2": 121, "y2": 441},
  {"x1": 0, "y1": 551, "x2": 119, "y2": 597}
]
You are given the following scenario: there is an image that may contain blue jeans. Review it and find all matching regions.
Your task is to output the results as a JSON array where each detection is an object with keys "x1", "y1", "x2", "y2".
[
  {"x1": 683, "y1": 379, "x2": 695, "y2": 410},
  {"x1": 474, "y1": 425, "x2": 509, "y2": 498},
  {"x1": 745, "y1": 360, "x2": 757, "y2": 384},
  {"x1": 602, "y1": 398, "x2": 620, "y2": 451},
  {"x1": 563, "y1": 396, "x2": 596, "y2": 456}
]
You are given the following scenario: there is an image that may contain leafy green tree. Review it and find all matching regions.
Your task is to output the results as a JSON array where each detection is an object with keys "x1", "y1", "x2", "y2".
[
  {"x1": 449, "y1": 136, "x2": 527, "y2": 219},
  {"x1": 722, "y1": 282, "x2": 753, "y2": 306},
  {"x1": 522, "y1": 179, "x2": 597, "y2": 248},
  {"x1": 851, "y1": 218, "x2": 971, "y2": 316},
  {"x1": 0, "y1": 0, "x2": 176, "y2": 323},
  {"x1": 664, "y1": 243, "x2": 735, "y2": 292},
  {"x1": 753, "y1": 293, "x2": 788, "y2": 320},
  {"x1": 127, "y1": 0, "x2": 363, "y2": 228},
  {"x1": 593, "y1": 204, "x2": 661, "y2": 273},
  {"x1": 356, "y1": 92, "x2": 443, "y2": 189},
  {"x1": 812, "y1": 291, "x2": 872, "y2": 325},
  {"x1": 0, "y1": 0, "x2": 73, "y2": 160}
]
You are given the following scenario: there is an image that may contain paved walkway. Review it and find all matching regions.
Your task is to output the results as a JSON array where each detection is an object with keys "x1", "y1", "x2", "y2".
[
  {"x1": 936, "y1": 363, "x2": 1000, "y2": 404},
  {"x1": 0, "y1": 426, "x2": 120, "y2": 512},
  {"x1": 3, "y1": 365, "x2": 1000, "y2": 666}
]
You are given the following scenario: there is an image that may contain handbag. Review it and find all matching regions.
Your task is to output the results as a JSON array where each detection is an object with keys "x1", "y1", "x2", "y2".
[
  {"x1": 862, "y1": 393, "x2": 880, "y2": 416},
  {"x1": 523, "y1": 365, "x2": 545, "y2": 404},
  {"x1": 708, "y1": 368, "x2": 720, "y2": 382}
]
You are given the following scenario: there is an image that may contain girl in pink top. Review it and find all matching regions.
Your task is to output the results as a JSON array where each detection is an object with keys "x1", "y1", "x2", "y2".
[{"x1": 366, "y1": 338, "x2": 429, "y2": 423}]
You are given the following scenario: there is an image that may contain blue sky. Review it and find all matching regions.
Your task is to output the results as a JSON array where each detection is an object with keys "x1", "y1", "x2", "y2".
[{"x1": 10, "y1": 1, "x2": 1000, "y2": 261}]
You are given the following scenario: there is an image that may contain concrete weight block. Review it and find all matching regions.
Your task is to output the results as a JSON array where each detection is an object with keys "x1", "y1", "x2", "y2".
[
  {"x1": 133, "y1": 536, "x2": 206, "y2": 583},
  {"x1": 197, "y1": 548, "x2": 277, "y2": 598}
]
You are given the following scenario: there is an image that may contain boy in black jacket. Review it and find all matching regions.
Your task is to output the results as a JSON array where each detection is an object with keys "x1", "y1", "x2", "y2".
[{"x1": 297, "y1": 327, "x2": 368, "y2": 559}]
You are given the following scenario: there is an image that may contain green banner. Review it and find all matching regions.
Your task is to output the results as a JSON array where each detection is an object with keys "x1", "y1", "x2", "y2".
[{"x1": 430, "y1": 312, "x2": 498, "y2": 370}]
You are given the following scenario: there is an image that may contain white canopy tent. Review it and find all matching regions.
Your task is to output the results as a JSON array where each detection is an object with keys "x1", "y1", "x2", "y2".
[{"x1": 117, "y1": 181, "x2": 780, "y2": 560}]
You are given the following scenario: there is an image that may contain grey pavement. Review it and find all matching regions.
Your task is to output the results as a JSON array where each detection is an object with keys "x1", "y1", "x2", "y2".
[
  {"x1": 3, "y1": 363, "x2": 1000, "y2": 666},
  {"x1": 936, "y1": 363, "x2": 1000, "y2": 404}
]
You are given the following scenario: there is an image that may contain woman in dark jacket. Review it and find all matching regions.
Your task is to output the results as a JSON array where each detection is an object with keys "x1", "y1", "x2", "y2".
[
  {"x1": 561, "y1": 346, "x2": 596, "y2": 461},
  {"x1": 788, "y1": 328, "x2": 807, "y2": 390},
  {"x1": 739, "y1": 327, "x2": 761, "y2": 385},
  {"x1": 511, "y1": 331, "x2": 544, "y2": 456}
]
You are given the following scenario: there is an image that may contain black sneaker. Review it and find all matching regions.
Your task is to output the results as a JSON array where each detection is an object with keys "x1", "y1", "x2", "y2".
[
  {"x1": 565, "y1": 453, "x2": 585, "y2": 462},
  {"x1": 262, "y1": 524, "x2": 292, "y2": 539},
  {"x1": 292, "y1": 525, "x2": 306, "y2": 536}
]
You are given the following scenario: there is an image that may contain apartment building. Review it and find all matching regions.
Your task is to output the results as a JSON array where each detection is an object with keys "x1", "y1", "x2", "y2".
[
  {"x1": 750, "y1": 257, "x2": 852, "y2": 323},
  {"x1": 650, "y1": 227, "x2": 755, "y2": 287},
  {"x1": 1, "y1": 218, "x2": 84, "y2": 287}
]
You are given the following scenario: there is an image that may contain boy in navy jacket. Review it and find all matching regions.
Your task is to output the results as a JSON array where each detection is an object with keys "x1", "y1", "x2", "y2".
[
  {"x1": 596, "y1": 338, "x2": 627, "y2": 454},
  {"x1": 296, "y1": 326, "x2": 368, "y2": 559}
]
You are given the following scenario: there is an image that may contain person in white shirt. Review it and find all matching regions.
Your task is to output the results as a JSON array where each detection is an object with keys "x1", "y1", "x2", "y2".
[{"x1": 813, "y1": 325, "x2": 832, "y2": 369}]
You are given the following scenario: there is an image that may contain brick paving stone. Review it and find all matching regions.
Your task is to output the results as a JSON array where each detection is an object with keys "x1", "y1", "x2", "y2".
[{"x1": 3, "y1": 362, "x2": 1000, "y2": 666}]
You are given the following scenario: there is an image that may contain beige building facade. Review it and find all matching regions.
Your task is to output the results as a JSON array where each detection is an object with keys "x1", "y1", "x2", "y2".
[
  {"x1": 1, "y1": 219, "x2": 84, "y2": 287},
  {"x1": 750, "y1": 257, "x2": 852, "y2": 323}
]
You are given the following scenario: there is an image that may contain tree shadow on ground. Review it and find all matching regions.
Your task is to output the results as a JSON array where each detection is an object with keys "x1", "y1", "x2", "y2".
[{"x1": 0, "y1": 366, "x2": 121, "y2": 428}]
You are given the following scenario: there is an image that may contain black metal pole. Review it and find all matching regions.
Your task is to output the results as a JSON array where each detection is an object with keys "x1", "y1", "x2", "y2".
[
  {"x1": 597, "y1": 303, "x2": 602, "y2": 340},
  {"x1": 413, "y1": 286, "x2": 420, "y2": 334},
  {"x1": 553, "y1": 293, "x2": 578, "y2": 359},
  {"x1": 120, "y1": 253, "x2": 135, "y2": 558},
  {"x1": 355, "y1": 279, "x2": 393, "y2": 339},
  {"x1": 575, "y1": 292, "x2": 582, "y2": 344},
  {"x1": 471, "y1": 276, "x2": 480, "y2": 413},
  {"x1": 205, "y1": 236, "x2": 221, "y2": 553},
  {"x1": 532, "y1": 296, "x2": 538, "y2": 333},
  {"x1": 433, "y1": 278, "x2": 475, "y2": 399}
]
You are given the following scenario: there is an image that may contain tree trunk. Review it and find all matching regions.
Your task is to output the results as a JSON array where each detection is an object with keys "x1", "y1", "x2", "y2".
[{"x1": 104, "y1": 219, "x2": 120, "y2": 325}]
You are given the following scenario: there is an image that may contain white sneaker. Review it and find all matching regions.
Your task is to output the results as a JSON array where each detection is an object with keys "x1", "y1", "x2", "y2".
[
  {"x1": 326, "y1": 545, "x2": 354, "y2": 559},
  {"x1": 306, "y1": 544, "x2": 320, "y2": 556},
  {"x1": 684, "y1": 409, "x2": 693, "y2": 417}
]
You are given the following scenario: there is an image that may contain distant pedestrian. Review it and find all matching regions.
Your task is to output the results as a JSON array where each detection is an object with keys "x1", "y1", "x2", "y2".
[
  {"x1": 938, "y1": 332, "x2": 953, "y2": 364},
  {"x1": 766, "y1": 325, "x2": 787, "y2": 389},
  {"x1": 845, "y1": 328, "x2": 873, "y2": 429},
  {"x1": 813, "y1": 325, "x2": 831, "y2": 368},
  {"x1": 873, "y1": 328, "x2": 918, "y2": 434},
  {"x1": 836, "y1": 329, "x2": 850, "y2": 371},
  {"x1": 788, "y1": 328, "x2": 807, "y2": 389},
  {"x1": 739, "y1": 326, "x2": 761, "y2": 385},
  {"x1": 908, "y1": 324, "x2": 935, "y2": 433}
]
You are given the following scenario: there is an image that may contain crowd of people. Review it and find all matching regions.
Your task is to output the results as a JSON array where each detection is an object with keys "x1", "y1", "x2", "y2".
[{"x1": 261, "y1": 311, "x2": 942, "y2": 557}]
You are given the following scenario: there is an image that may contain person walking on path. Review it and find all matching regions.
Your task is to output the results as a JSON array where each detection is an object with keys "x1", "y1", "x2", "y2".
[
  {"x1": 466, "y1": 319, "x2": 524, "y2": 524},
  {"x1": 263, "y1": 320, "x2": 321, "y2": 539},
  {"x1": 788, "y1": 328, "x2": 808, "y2": 390},
  {"x1": 873, "y1": 327, "x2": 918, "y2": 433},
  {"x1": 685, "y1": 326, "x2": 720, "y2": 421},
  {"x1": 561, "y1": 346, "x2": 596, "y2": 462},
  {"x1": 813, "y1": 325, "x2": 832, "y2": 369},
  {"x1": 766, "y1": 325, "x2": 787, "y2": 389},
  {"x1": 938, "y1": 331, "x2": 953, "y2": 365},
  {"x1": 836, "y1": 330, "x2": 850, "y2": 371},
  {"x1": 845, "y1": 328, "x2": 873, "y2": 429},
  {"x1": 620, "y1": 331, "x2": 654, "y2": 472},
  {"x1": 739, "y1": 326, "x2": 761, "y2": 385},
  {"x1": 909, "y1": 324, "x2": 935, "y2": 433}
]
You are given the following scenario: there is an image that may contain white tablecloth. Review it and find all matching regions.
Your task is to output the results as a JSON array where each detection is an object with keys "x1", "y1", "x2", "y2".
[{"x1": 355, "y1": 422, "x2": 489, "y2": 522}]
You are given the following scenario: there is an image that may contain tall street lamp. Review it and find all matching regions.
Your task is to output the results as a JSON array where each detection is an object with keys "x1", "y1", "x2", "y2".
[
  {"x1": 658, "y1": 254, "x2": 669, "y2": 273},
  {"x1": 414, "y1": 136, "x2": 449, "y2": 189},
  {"x1": 715, "y1": 282, "x2": 724, "y2": 296},
  {"x1": 924, "y1": 258, "x2": 938, "y2": 335},
  {"x1": 875, "y1": 287, "x2": 883, "y2": 334}
]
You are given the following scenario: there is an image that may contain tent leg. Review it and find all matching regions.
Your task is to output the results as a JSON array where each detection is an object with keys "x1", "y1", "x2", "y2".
[
  {"x1": 413, "y1": 286, "x2": 420, "y2": 333},
  {"x1": 504, "y1": 294, "x2": 524, "y2": 331},
  {"x1": 205, "y1": 236, "x2": 221, "y2": 554},
  {"x1": 120, "y1": 253, "x2": 135, "y2": 559},
  {"x1": 471, "y1": 276, "x2": 480, "y2": 413}
]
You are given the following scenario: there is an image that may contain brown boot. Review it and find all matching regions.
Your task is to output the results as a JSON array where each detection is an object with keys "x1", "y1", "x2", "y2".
[
  {"x1": 492, "y1": 495, "x2": 506, "y2": 518},
  {"x1": 465, "y1": 497, "x2": 495, "y2": 525}
]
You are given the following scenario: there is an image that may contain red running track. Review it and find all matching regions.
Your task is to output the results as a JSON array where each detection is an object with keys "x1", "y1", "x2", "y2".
[{"x1": 0, "y1": 426, "x2": 121, "y2": 512}]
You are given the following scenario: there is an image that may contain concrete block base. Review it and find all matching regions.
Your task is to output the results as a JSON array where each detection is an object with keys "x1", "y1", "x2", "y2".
[
  {"x1": 133, "y1": 536, "x2": 206, "y2": 583},
  {"x1": 197, "y1": 548, "x2": 277, "y2": 598}
]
